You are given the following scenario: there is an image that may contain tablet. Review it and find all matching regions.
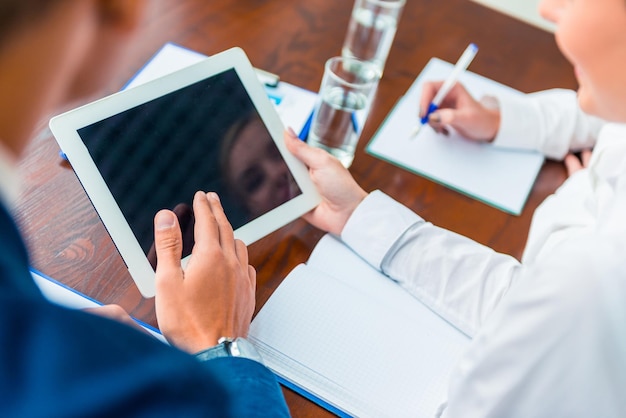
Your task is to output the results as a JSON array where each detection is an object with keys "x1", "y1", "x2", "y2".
[{"x1": 50, "y1": 47, "x2": 320, "y2": 297}]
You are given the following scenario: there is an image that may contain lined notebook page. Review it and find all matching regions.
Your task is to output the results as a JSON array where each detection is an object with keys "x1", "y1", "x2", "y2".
[
  {"x1": 367, "y1": 58, "x2": 544, "y2": 215},
  {"x1": 249, "y1": 235, "x2": 470, "y2": 417}
]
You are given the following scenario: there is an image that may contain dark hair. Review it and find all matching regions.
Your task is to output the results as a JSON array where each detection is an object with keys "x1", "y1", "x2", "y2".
[{"x1": 0, "y1": 0, "x2": 65, "y2": 44}]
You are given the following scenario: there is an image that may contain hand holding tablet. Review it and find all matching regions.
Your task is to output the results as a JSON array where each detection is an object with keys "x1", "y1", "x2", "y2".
[{"x1": 49, "y1": 48, "x2": 320, "y2": 297}]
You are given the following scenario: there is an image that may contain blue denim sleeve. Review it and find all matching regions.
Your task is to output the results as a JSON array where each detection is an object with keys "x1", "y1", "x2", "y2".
[{"x1": 200, "y1": 357, "x2": 291, "y2": 417}]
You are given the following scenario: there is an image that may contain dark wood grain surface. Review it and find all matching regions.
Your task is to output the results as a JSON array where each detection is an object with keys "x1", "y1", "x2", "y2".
[{"x1": 14, "y1": 1, "x2": 574, "y2": 416}]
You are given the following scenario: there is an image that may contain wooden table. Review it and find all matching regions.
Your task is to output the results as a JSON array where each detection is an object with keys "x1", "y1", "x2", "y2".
[{"x1": 15, "y1": 1, "x2": 575, "y2": 416}]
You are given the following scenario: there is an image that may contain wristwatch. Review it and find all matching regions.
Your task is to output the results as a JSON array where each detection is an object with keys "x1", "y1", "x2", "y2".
[{"x1": 195, "y1": 337, "x2": 264, "y2": 364}]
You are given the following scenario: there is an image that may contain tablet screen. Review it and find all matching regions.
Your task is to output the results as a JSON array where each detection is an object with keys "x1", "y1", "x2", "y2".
[{"x1": 77, "y1": 68, "x2": 302, "y2": 266}]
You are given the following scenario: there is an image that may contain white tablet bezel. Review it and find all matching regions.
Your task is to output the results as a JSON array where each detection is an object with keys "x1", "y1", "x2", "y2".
[{"x1": 49, "y1": 47, "x2": 320, "y2": 298}]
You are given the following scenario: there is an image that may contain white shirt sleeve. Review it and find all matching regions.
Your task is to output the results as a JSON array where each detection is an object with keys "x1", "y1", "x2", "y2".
[
  {"x1": 442, "y1": 233, "x2": 626, "y2": 418},
  {"x1": 341, "y1": 191, "x2": 521, "y2": 337},
  {"x1": 491, "y1": 89, "x2": 604, "y2": 160}
]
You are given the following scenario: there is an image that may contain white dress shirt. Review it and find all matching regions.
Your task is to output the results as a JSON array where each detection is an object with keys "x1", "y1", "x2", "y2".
[{"x1": 341, "y1": 89, "x2": 626, "y2": 417}]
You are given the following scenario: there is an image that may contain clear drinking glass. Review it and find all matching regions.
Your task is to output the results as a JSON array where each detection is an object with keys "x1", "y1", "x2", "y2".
[
  {"x1": 341, "y1": 0, "x2": 406, "y2": 77},
  {"x1": 308, "y1": 56, "x2": 380, "y2": 168}
]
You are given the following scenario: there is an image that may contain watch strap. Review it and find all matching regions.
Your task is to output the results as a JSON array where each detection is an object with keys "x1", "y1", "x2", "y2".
[{"x1": 195, "y1": 337, "x2": 263, "y2": 364}]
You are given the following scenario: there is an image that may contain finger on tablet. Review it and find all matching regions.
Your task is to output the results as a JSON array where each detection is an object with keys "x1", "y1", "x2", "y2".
[
  {"x1": 284, "y1": 129, "x2": 335, "y2": 170},
  {"x1": 192, "y1": 191, "x2": 218, "y2": 250},
  {"x1": 206, "y1": 192, "x2": 235, "y2": 249},
  {"x1": 172, "y1": 203, "x2": 194, "y2": 246}
]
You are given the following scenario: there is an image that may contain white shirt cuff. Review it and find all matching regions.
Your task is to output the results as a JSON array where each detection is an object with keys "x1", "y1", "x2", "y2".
[
  {"x1": 341, "y1": 190, "x2": 423, "y2": 269},
  {"x1": 491, "y1": 92, "x2": 540, "y2": 151}
]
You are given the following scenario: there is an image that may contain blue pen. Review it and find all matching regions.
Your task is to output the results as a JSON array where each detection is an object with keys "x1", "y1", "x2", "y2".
[
  {"x1": 298, "y1": 110, "x2": 314, "y2": 141},
  {"x1": 411, "y1": 43, "x2": 478, "y2": 138},
  {"x1": 298, "y1": 104, "x2": 359, "y2": 142}
]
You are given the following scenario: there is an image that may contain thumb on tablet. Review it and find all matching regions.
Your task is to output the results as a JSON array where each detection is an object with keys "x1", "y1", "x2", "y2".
[
  {"x1": 284, "y1": 127, "x2": 329, "y2": 169},
  {"x1": 153, "y1": 210, "x2": 183, "y2": 277}
]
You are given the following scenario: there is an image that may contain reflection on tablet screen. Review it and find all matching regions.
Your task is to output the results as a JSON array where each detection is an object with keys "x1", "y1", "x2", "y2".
[{"x1": 77, "y1": 69, "x2": 302, "y2": 267}]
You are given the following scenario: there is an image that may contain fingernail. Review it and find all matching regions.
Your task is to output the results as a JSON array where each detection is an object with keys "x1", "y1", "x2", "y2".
[
  {"x1": 429, "y1": 112, "x2": 441, "y2": 124},
  {"x1": 287, "y1": 126, "x2": 297, "y2": 138},
  {"x1": 156, "y1": 211, "x2": 176, "y2": 230},
  {"x1": 207, "y1": 192, "x2": 219, "y2": 201}
]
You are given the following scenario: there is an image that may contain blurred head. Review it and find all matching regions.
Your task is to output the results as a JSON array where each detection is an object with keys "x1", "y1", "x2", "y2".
[
  {"x1": 0, "y1": 0, "x2": 146, "y2": 157},
  {"x1": 539, "y1": 0, "x2": 626, "y2": 122},
  {"x1": 221, "y1": 115, "x2": 300, "y2": 219}
]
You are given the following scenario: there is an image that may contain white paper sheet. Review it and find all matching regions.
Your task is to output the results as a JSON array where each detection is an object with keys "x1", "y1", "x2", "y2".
[{"x1": 367, "y1": 58, "x2": 544, "y2": 215}]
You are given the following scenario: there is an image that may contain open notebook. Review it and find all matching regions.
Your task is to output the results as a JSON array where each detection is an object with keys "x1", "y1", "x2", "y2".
[
  {"x1": 367, "y1": 58, "x2": 544, "y2": 215},
  {"x1": 249, "y1": 234, "x2": 471, "y2": 417}
]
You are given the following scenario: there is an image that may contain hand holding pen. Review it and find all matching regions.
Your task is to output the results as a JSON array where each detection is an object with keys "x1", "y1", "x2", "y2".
[
  {"x1": 411, "y1": 44, "x2": 499, "y2": 140},
  {"x1": 416, "y1": 78, "x2": 501, "y2": 142}
]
